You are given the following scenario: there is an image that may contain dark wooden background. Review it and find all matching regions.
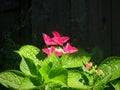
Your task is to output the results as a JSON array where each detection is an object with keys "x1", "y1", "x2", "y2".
[{"x1": 0, "y1": 0, "x2": 120, "y2": 58}]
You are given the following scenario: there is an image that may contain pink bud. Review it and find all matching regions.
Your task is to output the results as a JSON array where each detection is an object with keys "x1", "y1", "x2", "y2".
[
  {"x1": 85, "y1": 62, "x2": 93, "y2": 70},
  {"x1": 96, "y1": 69, "x2": 101, "y2": 74}
]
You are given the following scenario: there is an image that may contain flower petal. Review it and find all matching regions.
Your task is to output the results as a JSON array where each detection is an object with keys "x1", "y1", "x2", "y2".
[
  {"x1": 52, "y1": 37, "x2": 70, "y2": 46},
  {"x1": 61, "y1": 37, "x2": 70, "y2": 43},
  {"x1": 63, "y1": 43, "x2": 78, "y2": 54},
  {"x1": 42, "y1": 33, "x2": 57, "y2": 45},
  {"x1": 52, "y1": 31, "x2": 61, "y2": 37}
]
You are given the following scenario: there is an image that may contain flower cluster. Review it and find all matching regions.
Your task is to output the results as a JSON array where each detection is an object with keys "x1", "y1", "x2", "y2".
[
  {"x1": 42, "y1": 31, "x2": 78, "y2": 56},
  {"x1": 85, "y1": 62, "x2": 102, "y2": 75}
]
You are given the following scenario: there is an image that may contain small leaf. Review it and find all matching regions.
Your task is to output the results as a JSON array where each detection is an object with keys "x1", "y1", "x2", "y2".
[{"x1": 0, "y1": 70, "x2": 25, "y2": 89}]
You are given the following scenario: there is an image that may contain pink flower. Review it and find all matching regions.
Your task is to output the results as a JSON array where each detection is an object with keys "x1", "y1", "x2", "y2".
[
  {"x1": 42, "y1": 33, "x2": 57, "y2": 46},
  {"x1": 42, "y1": 46, "x2": 63, "y2": 56},
  {"x1": 63, "y1": 43, "x2": 78, "y2": 54},
  {"x1": 52, "y1": 31, "x2": 70, "y2": 46},
  {"x1": 85, "y1": 62, "x2": 93, "y2": 70},
  {"x1": 42, "y1": 31, "x2": 78, "y2": 56}
]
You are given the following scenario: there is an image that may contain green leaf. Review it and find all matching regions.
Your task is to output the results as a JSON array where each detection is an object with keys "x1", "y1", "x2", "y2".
[
  {"x1": 99, "y1": 56, "x2": 120, "y2": 81},
  {"x1": 61, "y1": 48, "x2": 91, "y2": 68},
  {"x1": 0, "y1": 70, "x2": 25, "y2": 89},
  {"x1": 19, "y1": 77, "x2": 37, "y2": 90},
  {"x1": 48, "y1": 68, "x2": 68, "y2": 86},
  {"x1": 39, "y1": 61, "x2": 53, "y2": 81},
  {"x1": 40, "y1": 66, "x2": 68, "y2": 87},
  {"x1": 39, "y1": 53, "x2": 61, "y2": 80},
  {"x1": 15, "y1": 45, "x2": 43, "y2": 76},
  {"x1": 44, "y1": 53, "x2": 61, "y2": 67},
  {"x1": 45, "y1": 82, "x2": 62, "y2": 90},
  {"x1": 67, "y1": 70, "x2": 92, "y2": 90},
  {"x1": 40, "y1": 54, "x2": 67, "y2": 86},
  {"x1": 93, "y1": 56, "x2": 120, "y2": 90},
  {"x1": 93, "y1": 75, "x2": 111, "y2": 90},
  {"x1": 16, "y1": 45, "x2": 43, "y2": 65},
  {"x1": 110, "y1": 79, "x2": 120, "y2": 90},
  {"x1": 20, "y1": 57, "x2": 38, "y2": 76}
]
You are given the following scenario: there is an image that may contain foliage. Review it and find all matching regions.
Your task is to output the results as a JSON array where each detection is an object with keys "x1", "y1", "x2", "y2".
[
  {"x1": 0, "y1": 45, "x2": 120, "y2": 90},
  {"x1": 0, "y1": 31, "x2": 120, "y2": 90}
]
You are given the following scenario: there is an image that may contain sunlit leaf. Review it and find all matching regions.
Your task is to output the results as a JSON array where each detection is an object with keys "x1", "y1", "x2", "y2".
[
  {"x1": 48, "y1": 68, "x2": 68, "y2": 86},
  {"x1": 61, "y1": 48, "x2": 91, "y2": 68},
  {"x1": 99, "y1": 56, "x2": 120, "y2": 81},
  {"x1": 19, "y1": 77, "x2": 36, "y2": 90},
  {"x1": 93, "y1": 56, "x2": 120, "y2": 90},
  {"x1": 68, "y1": 70, "x2": 92, "y2": 90},
  {"x1": 15, "y1": 45, "x2": 44, "y2": 65},
  {"x1": 0, "y1": 70, "x2": 25, "y2": 89},
  {"x1": 20, "y1": 57, "x2": 38, "y2": 76}
]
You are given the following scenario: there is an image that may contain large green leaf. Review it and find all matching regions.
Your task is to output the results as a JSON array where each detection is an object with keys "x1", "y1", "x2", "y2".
[
  {"x1": 45, "y1": 82, "x2": 62, "y2": 90},
  {"x1": 61, "y1": 48, "x2": 91, "y2": 68},
  {"x1": 0, "y1": 70, "x2": 25, "y2": 89},
  {"x1": 93, "y1": 56, "x2": 120, "y2": 90},
  {"x1": 48, "y1": 68, "x2": 68, "y2": 86},
  {"x1": 20, "y1": 57, "x2": 38, "y2": 76},
  {"x1": 16, "y1": 45, "x2": 43, "y2": 65},
  {"x1": 16, "y1": 45, "x2": 43, "y2": 76},
  {"x1": 67, "y1": 70, "x2": 92, "y2": 90},
  {"x1": 18, "y1": 77, "x2": 37, "y2": 90},
  {"x1": 99, "y1": 56, "x2": 120, "y2": 81},
  {"x1": 93, "y1": 75, "x2": 111, "y2": 90},
  {"x1": 39, "y1": 53, "x2": 61, "y2": 80},
  {"x1": 40, "y1": 54, "x2": 67, "y2": 86},
  {"x1": 44, "y1": 53, "x2": 61, "y2": 67},
  {"x1": 40, "y1": 64, "x2": 68, "y2": 87}
]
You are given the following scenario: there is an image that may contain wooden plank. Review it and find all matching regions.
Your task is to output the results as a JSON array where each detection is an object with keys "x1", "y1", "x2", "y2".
[
  {"x1": 112, "y1": 0, "x2": 120, "y2": 56},
  {"x1": 32, "y1": 0, "x2": 70, "y2": 46},
  {"x1": 70, "y1": 0, "x2": 89, "y2": 48},
  {"x1": 88, "y1": 0, "x2": 111, "y2": 56}
]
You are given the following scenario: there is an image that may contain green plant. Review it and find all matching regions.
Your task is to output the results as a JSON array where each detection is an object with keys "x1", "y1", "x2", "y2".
[{"x1": 0, "y1": 31, "x2": 120, "y2": 90}]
